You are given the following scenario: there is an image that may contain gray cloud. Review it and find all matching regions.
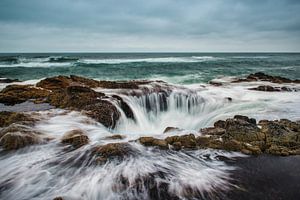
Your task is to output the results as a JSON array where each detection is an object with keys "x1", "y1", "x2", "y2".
[{"x1": 0, "y1": 0, "x2": 300, "y2": 52}]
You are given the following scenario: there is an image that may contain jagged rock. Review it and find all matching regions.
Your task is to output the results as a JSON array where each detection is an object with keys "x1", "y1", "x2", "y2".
[
  {"x1": 165, "y1": 134, "x2": 197, "y2": 149},
  {"x1": 104, "y1": 134, "x2": 126, "y2": 140},
  {"x1": 249, "y1": 85, "x2": 297, "y2": 92},
  {"x1": 276, "y1": 119, "x2": 300, "y2": 132},
  {"x1": 200, "y1": 127, "x2": 225, "y2": 135},
  {"x1": 112, "y1": 95, "x2": 135, "y2": 120},
  {"x1": 36, "y1": 75, "x2": 102, "y2": 90},
  {"x1": 45, "y1": 85, "x2": 120, "y2": 128},
  {"x1": 0, "y1": 84, "x2": 50, "y2": 105},
  {"x1": 53, "y1": 197, "x2": 64, "y2": 200},
  {"x1": 163, "y1": 127, "x2": 180, "y2": 133},
  {"x1": 214, "y1": 120, "x2": 226, "y2": 129},
  {"x1": 92, "y1": 143, "x2": 133, "y2": 163},
  {"x1": 84, "y1": 101, "x2": 120, "y2": 128},
  {"x1": 209, "y1": 81, "x2": 223, "y2": 86},
  {"x1": 0, "y1": 111, "x2": 36, "y2": 127},
  {"x1": 36, "y1": 75, "x2": 153, "y2": 90},
  {"x1": 138, "y1": 116, "x2": 300, "y2": 156},
  {"x1": 233, "y1": 115, "x2": 256, "y2": 125},
  {"x1": 0, "y1": 124, "x2": 47, "y2": 150},
  {"x1": 222, "y1": 117, "x2": 260, "y2": 142},
  {"x1": 138, "y1": 137, "x2": 168, "y2": 149},
  {"x1": 232, "y1": 72, "x2": 300, "y2": 84},
  {"x1": 61, "y1": 129, "x2": 89, "y2": 148},
  {"x1": 47, "y1": 85, "x2": 105, "y2": 108}
]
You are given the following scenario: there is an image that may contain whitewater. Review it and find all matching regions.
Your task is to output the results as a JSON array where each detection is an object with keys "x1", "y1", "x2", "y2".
[{"x1": 0, "y1": 53, "x2": 300, "y2": 200}]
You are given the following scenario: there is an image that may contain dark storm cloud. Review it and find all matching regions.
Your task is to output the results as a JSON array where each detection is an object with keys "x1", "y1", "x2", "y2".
[{"x1": 0, "y1": 0, "x2": 300, "y2": 52}]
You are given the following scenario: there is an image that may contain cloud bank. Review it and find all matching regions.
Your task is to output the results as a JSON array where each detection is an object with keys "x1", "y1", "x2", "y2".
[{"x1": 0, "y1": 0, "x2": 300, "y2": 52}]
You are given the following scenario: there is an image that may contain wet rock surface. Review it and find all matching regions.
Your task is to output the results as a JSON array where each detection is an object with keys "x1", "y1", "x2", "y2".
[
  {"x1": 61, "y1": 129, "x2": 89, "y2": 148},
  {"x1": 92, "y1": 142, "x2": 135, "y2": 163},
  {"x1": 0, "y1": 124, "x2": 49, "y2": 150},
  {"x1": 0, "y1": 84, "x2": 50, "y2": 105},
  {"x1": 0, "y1": 111, "x2": 36, "y2": 127},
  {"x1": 232, "y1": 72, "x2": 300, "y2": 83},
  {"x1": 138, "y1": 115, "x2": 300, "y2": 156},
  {"x1": 0, "y1": 76, "x2": 167, "y2": 128},
  {"x1": 249, "y1": 85, "x2": 298, "y2": 92}
]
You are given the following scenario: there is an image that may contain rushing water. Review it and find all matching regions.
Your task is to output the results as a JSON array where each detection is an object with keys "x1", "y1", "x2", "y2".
[{"x1": 0, "y1": 53, "x2": 300, "y2": 200}]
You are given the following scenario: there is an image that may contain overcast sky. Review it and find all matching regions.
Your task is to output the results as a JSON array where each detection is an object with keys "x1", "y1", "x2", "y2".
[{"x1": 0, "y1": 0, "x2": 300, "y2": 52}]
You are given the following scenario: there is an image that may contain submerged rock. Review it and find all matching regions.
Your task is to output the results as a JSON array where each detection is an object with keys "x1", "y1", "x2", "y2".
[
  {"x1": 61, "y1": 129, "x2": 89, "y2": 148},
  {"x1": 104, "y1": 134, "x2": 126, "y2": 140}
]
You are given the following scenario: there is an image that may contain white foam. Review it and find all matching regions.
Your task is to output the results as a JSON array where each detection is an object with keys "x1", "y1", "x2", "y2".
[{"x1": 80, "y1": 56, "x2": 220, "y2": 64}]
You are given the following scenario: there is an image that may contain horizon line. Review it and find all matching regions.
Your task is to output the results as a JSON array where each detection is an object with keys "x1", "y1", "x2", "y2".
[{"x1": 0, "y1": 51, "x2": 300, "y2": 54}]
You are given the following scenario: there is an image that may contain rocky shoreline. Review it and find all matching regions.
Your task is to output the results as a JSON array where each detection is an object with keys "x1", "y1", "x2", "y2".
[
  {"x1": 0, "y1": 72, "x2": 300, "y2": 200},
  {"x1": 0, "y1": 72, "x2": 299, "y2": 156}
]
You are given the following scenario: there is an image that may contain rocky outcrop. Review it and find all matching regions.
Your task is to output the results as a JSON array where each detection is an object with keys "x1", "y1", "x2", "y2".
[
  {"x1": 163, "y1": 127, "x2": 180, "y2": 133},
  {"x1": 0, "y1": 84, "x2": 50, "y2": 105},
  {"x1": 0, "y1": 124, "x2": 49, "y2": 150},
  {"x1": 0, "y1": 111, "x2": 36, "y2": 127},
  {"x1": 138, "y1": 137, "x2": 168, "y2": 149},
  {"x1": 232, "y1": 72, "x2": 300, "y2": 84},
  {"x1": 249, "y1": 85, "x2": 298, "y2": 92},
  {"x1": 112, "y1": 95, "x2": 135, "y2": 120},
  {"x1": 138, "y1": 115, "x2": 300, "y2": 156},
  {"x1": 104, "y1": 134, "x2": 126, "y2": 140},
  {"x1": 61, "y1": 129, "x2": 89, "y2": 148},
  {"x1": 92, "y1": 143, "x2": 134, "y2": 163},
  {"x1": 0, "y1": 76, "x2": 161, "y2": 128}
]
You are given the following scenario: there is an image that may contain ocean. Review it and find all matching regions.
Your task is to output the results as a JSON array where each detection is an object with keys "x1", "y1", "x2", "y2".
[{"x1": 1, "y1": 53, "x2": 300, "y2": 83}]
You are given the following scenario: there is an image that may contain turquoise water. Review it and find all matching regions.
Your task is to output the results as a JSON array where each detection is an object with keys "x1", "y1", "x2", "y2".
[{"x1": 0, "y1": 53, "x2": 299, "y2": 84}]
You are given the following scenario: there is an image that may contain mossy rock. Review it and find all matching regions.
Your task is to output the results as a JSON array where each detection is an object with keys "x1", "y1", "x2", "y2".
[
  {"x1": 61, "y1": 129, "x2": 89, "y2": 148},
  {"x1": 0, "y1": 84, "x2": 50, "y2": 105},
  {"x1": 138, "y1": 137, "x2": 168, "y2": 149},
  {"x1": 0, "y1": 111, "x2": 36, "y2": 127}
]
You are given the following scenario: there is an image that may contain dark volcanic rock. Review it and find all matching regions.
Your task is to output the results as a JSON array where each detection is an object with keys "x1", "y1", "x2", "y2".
[
  {"x1": 84, "y1": 101, "x2": 120, "y2": 128},
  {"x1": 232, "y1": 72, "x2": 300, "y2": 84},
  {"x1": 200, "y1": 127, "x2": 226, "y2": 136},
  {"x1": 163, "y1": 126, "x2": 180, "y2": 133},
  {"x1": 0, "y1": 76, "x2": 170, "y2": 128},
  {"x1": 112, "y1": 95, "x2": 135, "y2": 120},
  {"x1": 138, "y1": 115, "x2": 300, "y2": 156},
  {"x1": 249, "y1": 85, "x2": 297, "y2": 92}
]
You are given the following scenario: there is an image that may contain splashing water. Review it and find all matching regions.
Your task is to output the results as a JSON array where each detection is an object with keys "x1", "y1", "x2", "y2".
[{"x1": 1, "y1": 74, "x2": 300, "y2": 199}]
